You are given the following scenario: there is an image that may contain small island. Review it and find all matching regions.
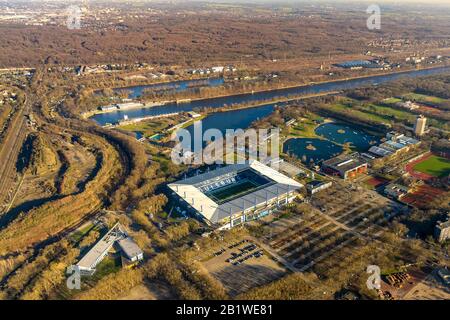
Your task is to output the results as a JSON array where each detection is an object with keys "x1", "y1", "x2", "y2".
[
  {"x1": 306, "y1": 143, "x2": 317, "y2": 151},
  {"x1": 337, "y1": 129, "x2": 346, "y2": 134}
]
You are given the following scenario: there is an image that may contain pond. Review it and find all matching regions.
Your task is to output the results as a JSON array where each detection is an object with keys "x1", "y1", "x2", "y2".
[
  {"x1": 315, "y1": 122, "x2": 380, "y2": 151},
  {"x1": 283, "y1": 138, "x2": 344, "y2": 164},
  {"x1": 283, "y1": 122, "x2": 380, "y2": 163}
]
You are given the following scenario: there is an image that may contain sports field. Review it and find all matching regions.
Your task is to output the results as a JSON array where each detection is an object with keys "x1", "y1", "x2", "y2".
[
  {"x1": 412, "y1": 155, "x2": 450, "y2": 178},
  {"x1": 209, "y1": 180, "x2": 260, "y2": 203}
]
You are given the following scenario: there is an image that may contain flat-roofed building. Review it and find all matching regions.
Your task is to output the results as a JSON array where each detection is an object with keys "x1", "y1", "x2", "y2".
[
  {"x1": 384, "y1": 183, "x2": 410, "y2": 200},
  {"x1": 321, "y1": 154, "x2": 368, "y2": 180},
  {"x1": 306, "y1": 180, "x2": 333, "y2": 195},
  {"x1": 368, "y1": 146, "x2": 393, "y2": 158},
  {"x1": 117, "y1": 237, "x2": 144, "y2": 263},
  {"x1": 76, "y1": 223, "x2": 143, "y2": 275},
  {"x1": 380, "y1": 140, "x2": 408, "y2": 152},
  {"x1": 368, "y1": 132, "x2": 420, "y2": 159},
  {"x1": 76, "y1": 223, "x2": 123, "y2": 275}
]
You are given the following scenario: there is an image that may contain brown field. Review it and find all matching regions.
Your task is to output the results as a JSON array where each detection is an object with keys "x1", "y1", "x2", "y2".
[
  {"x1": 1, "y1": 3, "x2": 450, "y2": 68},
  {"x1": 402, "y1": 185, "x2": 445, "y2": 209},
  {"x1": 119, "y1": 280, "x2": 177, "y2": 300},
  {"x1": 381, "y1": 269, "x2": 450, "y2": 300}
]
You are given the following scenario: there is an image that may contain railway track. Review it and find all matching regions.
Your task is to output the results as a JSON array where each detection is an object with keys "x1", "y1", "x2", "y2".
[{"x1": 0, "y1": 92, "x2": 29, "y2": 211}]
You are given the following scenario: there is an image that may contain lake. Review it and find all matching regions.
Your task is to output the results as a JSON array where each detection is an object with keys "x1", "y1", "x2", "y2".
[{"x1": 178, "y1": 104, "x2": 277, "y2": 150}]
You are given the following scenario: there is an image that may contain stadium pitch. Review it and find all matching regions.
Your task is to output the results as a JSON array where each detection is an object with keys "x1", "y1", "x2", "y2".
[{"x1": 204, "y1": 169, "x2": 273, "y2": 204}]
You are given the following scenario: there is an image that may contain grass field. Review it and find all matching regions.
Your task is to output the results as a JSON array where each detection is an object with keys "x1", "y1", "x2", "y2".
[
  {"x1": 383, "y1": 97, "x2": 403, "y2": 104},
  {"x1": 330, "y1": 103, "x2": 391, "y2": 123},
  {"x1": 413, "y1": 155, "x2": 450, "y2": 178},
  {"x1": 289, "y1": 113, "x2": 324, "y2": 138},
  {"x1": 208, "y1": 180, "x2": 259, "y2": 203},
  {"x1": 367, "y1": 104, "x2": 415, "y2": 122},
  {"x1": 402, "y1": 93, "x2": 446, "y2": 105}
]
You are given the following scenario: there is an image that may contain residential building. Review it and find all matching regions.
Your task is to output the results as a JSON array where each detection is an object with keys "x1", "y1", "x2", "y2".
[{"x1": 414, "y1": 115, "x2": 427, "y2": 137}]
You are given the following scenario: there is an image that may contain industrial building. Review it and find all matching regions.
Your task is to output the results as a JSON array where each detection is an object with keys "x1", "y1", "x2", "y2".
[
  {"x1": 335, "y1": 60, "x2": 382, "y2": 69},
  {"x1": 321, "y1": 154, "x2": 368, "y2": 179},
  {"x1": 168, "y1": 160, "x2": 303, "y2": 229},
  {"x1": 76, "y1": 223, "x2": 143, "y2": 275}
]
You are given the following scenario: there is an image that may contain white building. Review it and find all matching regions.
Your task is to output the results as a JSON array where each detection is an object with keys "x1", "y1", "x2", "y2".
[
  {"x1": 168, "y1": 161, "x2": 302, "y2": 229},
  {"x1": 76, "y1": 223, "x2": 143, "y2": 275}
]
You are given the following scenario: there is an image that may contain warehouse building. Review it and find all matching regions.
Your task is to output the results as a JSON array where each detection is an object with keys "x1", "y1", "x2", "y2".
[
  {"x1": 168, "y1": 161, "x2": 303, "y2": 229},
  {"x1": 321, "y1": 154, "x2": 368, "y2": 179},
  {"x1": 335, "y1": 60, "x2": 382, "y2": 69}
]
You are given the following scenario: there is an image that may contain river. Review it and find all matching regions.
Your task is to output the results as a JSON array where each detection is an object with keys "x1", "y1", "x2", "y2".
[{"x1": 90, "y1": 66, "x2": 450, "y2": 126}]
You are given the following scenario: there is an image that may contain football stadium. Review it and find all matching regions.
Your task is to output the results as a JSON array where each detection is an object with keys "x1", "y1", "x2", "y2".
[{"x1": 168, "y1": 161, "x2": 303, "y2": 229}]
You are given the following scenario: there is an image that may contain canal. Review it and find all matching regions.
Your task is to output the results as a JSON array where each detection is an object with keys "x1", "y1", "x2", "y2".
[{"x1": 91, "y1": 66, "x2": 450, "y2": 126}]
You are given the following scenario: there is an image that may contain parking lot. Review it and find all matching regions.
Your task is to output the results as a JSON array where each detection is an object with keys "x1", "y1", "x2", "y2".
[{"x1": 202, "y1": 238, "x2": 287, "y2": 297}]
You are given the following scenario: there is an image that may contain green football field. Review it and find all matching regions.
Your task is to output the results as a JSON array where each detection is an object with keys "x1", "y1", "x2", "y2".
[
  {"x1": 207, "y1": 180, "x2": 264, "y2": 204},
  {"x1": 413, "y1": 155, "x2": 450, "y2": 178}
]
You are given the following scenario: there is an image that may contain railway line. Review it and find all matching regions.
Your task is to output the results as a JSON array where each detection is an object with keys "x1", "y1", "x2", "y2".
[{"x1": 0, "y1": 91, "x2": 30, "y2": 214}]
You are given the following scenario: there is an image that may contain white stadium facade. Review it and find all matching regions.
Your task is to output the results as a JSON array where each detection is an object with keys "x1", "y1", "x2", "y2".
[{"x1": 168, "y1": 160, "x2": 303, "y2": 229}]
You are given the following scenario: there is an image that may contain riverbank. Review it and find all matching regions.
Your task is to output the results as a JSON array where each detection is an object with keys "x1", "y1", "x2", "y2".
[
  {"x1": 104, "y1": 112, "x2": 180, "y2": 128},
  {"x1": 207, "y1": 91, "x2": 341, "y2": 114}
]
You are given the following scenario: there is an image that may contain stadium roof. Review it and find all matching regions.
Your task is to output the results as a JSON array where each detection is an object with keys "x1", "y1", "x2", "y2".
[{"x1": 168, "y1": 161, "x2": 302, "y2": 224}]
